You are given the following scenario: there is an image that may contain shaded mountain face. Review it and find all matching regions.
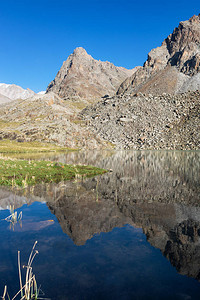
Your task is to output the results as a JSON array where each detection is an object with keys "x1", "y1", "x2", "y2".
[
  {"x1": 117, "y1": 14, "x2": 200, "y2": 95},
  {"x1": 46, "y1": 47, "x2": 134, "y2": 102}
]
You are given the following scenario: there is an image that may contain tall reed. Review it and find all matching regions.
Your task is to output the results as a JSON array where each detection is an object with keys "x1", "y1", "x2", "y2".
[{"x1": 2, "y1": 241, "x2": 46, "y2": 300}]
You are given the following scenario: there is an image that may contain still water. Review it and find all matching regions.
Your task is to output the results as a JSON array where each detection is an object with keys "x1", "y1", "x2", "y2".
[{"x1": 0, "y1": 150, "x2": 200, "y2": 299}]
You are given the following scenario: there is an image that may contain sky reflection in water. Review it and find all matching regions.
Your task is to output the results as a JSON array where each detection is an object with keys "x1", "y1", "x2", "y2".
[{"x1": 0, "y1": 150, "x2": 199, "y2": 300}]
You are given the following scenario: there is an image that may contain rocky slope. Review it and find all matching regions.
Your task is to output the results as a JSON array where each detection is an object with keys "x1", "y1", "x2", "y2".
[
  {"x1": 81, "y1": 90, "x2": 200, "y2": 150},
  {"x1": 0, "y1": 92, "x2": 111, "y2": 149},
  {"x1": 117, "y1": 14, "x2": 200, "y2": 96},
  {"x1": 1, "y1": 88, "x2": 199, "y2": 150},
  {"x1": 0, "y1": 83, "x2": 35, "y2": 100},
  {"x1": 46, "y1": 47, "x2": 134, "y2": 102}
]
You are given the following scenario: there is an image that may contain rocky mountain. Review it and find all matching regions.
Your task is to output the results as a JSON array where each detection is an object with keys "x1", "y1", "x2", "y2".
[
  {"x1": 79, "y1": 15, "x2": 200, "y2": 150},
  {"x1": 0, "y1": 83, "x2": 35, "y2": 100},
  {"x1": 0, "y1": 15, "x2": 199, "y2": 150},
  {"x1": 46, "y1": 47, "x2": 134, "y2": 102},
  {"x1": 117, "y1": 14, "x2": 200, "y2": 96}
]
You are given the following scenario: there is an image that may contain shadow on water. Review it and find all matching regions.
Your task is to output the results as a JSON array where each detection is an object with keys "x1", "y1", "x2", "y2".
[{"x1": 0, "y1": 150, "x2": 200, "y2": 299}]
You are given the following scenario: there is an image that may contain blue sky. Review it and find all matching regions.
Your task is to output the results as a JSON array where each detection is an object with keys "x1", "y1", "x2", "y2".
[{"x1": 0, "y1": 0, "x2": 199, "y2": 92}]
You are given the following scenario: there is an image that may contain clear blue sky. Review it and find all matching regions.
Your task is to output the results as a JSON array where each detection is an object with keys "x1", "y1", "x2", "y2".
[{"x1": 0, "y1": 0, "x2": 199, "y2": 92}]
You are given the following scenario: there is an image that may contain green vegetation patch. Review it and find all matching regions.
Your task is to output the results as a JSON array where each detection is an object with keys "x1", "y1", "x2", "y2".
[
  {"x1": 0, "y1": 159, "x2": 107, "y2": 187},
  {"x1": 0, "y1": 120, "x2": 21, "y2": 129},
  {"x1": 0, "y1": 139, "x2": 76, "y2": 153}
]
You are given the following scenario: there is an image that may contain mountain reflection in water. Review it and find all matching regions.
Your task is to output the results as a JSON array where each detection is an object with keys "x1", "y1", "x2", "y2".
[{"x1": 0, "y1": 150, "x2": 199, "y2": 287}]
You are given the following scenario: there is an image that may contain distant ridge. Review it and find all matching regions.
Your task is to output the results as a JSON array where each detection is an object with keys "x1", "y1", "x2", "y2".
[{"x1": 0, "y1": 83, "x2": 35, "y2": 100}]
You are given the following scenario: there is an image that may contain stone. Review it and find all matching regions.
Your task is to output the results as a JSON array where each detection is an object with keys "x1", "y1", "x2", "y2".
[{"x1": 80, "y1": 90, "x2": 200, "y2": 150}]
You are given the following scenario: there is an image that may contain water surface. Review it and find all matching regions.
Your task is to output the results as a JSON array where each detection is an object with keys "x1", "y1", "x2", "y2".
[{"x1": 0, "y1": 150, "x2": 199, "y2": 299}]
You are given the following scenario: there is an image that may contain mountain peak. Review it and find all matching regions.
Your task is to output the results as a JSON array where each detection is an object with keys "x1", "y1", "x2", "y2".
[
  {"x1": 189, "y1": 13, "x2": 200, "y2": 24},
  {"x1": 73, "y1": 47, "x2": 88, "y2": 56},
  {"x1": 46, "y1": 48, "x2": 134, "y2": 101}
]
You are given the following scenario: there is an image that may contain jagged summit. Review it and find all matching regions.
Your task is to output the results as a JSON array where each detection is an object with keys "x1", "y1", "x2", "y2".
[
  {"x1": 117, "y1": 14, "x2": 200, "y2": 95},
  {"x1": 46, "y1": 47, "x2": 134, "y2": 102},
  {"x1": 182, "y1": 14, "x2": 200, "y2": 28}
]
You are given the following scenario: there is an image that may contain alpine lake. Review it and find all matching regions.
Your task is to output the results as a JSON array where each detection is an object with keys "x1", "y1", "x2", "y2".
[{"x1": 0, "y1": 149, "x2": 200, "y2": 300}]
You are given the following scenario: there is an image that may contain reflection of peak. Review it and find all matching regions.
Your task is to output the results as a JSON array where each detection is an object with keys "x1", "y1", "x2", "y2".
[
  {"x1": 0, "y1": 187, "x2": 29, "y2": 209},
  {"x1": 164, "y1": 219, "x2": 200, "y2": 280},
  {"x1": 47, "y1": 182, "x2": 132, "y2": 245},
  {"x1": 1, "y1": 150, "x2": 199, "y2": 280}
]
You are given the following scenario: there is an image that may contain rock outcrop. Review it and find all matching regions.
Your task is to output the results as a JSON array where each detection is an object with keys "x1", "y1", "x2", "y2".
[
  {"x1": 46, "y1": 47, "x2": 134, "y2": 102},
  {"x1": 117, "y1": 14, "x2": 200, "y2": 95},
  {"x1": 0, "y1": 83, "x2": 35, "y2": 101}
]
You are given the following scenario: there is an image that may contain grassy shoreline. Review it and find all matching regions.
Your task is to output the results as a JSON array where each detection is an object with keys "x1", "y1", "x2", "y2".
[
  {"x1": 0, "y1": 158, "x2": 107, "y2": 187},
  {"x1": 0, "y1": 139, "x2": 77, "y2": 153}
]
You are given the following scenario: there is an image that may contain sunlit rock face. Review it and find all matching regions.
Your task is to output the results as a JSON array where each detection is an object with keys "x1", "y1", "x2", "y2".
[
  {"x1": 117, "y1": 14, "x2": 200, "y2": 95},
  {"x1": 46, "y1": 47, "x2": 134, "y2": 102}
]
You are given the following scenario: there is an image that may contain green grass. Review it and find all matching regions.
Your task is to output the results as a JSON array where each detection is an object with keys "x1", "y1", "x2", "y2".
[
  {"x1": 0, "y1": 158, "x2": 107, "y2": 187},
  {"x1": 0, "y1": 120, "x2": 22, "y2": 129},
  {"x1": 0, "y1": 139, "x2": 76, "y2": 153}
]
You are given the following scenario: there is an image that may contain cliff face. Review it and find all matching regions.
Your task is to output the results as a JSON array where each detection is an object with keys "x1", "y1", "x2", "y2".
[
  {"x1": 46, "y1": 47, "x2": 134, "y2": 102},
  {"x1": 117, "y1": 14, "x2": 200, "y2": 95}
]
